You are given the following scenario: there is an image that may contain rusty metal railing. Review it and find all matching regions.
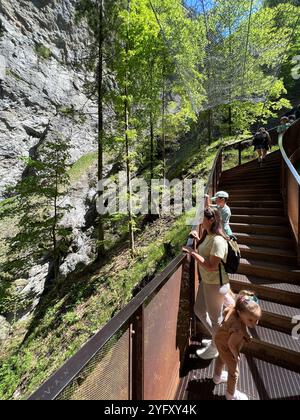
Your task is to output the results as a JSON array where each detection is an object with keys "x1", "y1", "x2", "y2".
[
  {"x1": 278, "y1": 119, "x2": 300, "y2": 265},
  {"x1": 29, "y1": 253, "x2": 193, "y2": 400}
]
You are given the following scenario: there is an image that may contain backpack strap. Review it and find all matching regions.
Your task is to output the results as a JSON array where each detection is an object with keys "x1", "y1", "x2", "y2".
[{"x1": 219, "y1": 264, "x2": 223, "y2": 287}]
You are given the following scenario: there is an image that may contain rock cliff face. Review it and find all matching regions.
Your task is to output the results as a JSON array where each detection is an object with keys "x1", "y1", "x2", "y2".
[
  {"x1": 0, "y1": 0, "x2": 98, "y2": 198},
  {"x1": 0, "y1": 0, "x2": 102, "y2": 327}
]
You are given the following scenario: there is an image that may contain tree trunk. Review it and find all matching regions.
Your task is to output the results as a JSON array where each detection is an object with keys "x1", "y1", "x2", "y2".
[
  {"x1": 150, "y1": 113, "x2": 154, "y2": 180},
  {"x1": 125, "y1": 95, "x2": 135, "y2": 256},
  {"x1": 97, "y1": 0, "x2": 105, "y2": 259},
  {"x1": 228, "y1": 105, "x2": 232, "y2": 137},
  {"x1": 125, "y1": 0, "x2": 135, "y2": 256},
  {"x1": 149, "y1": 60, "x2": 155, "y2": 182},
  {"x1": 228, "y1": 14, "x2": 233, "y2": 138},
  {"x1": 208, "y1": 109, "x2": 212, "y2": 145},
  {"x1": 162, "y1": 62, "x2": 166, "y2": 183},
  {"x1": 53, "y1": 171, "x2": 59, "y2": 283}
]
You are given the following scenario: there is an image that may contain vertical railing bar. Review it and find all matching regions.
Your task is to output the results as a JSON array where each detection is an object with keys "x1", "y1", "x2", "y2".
[
  {"x1": 298, "y1": 186, "x2": 300, "y2": 266},
  {"x1": 132, "y1": 305, "x2": 144, "y2": 400},
  {"x1": 189, "y1": 239, "x2": 197, "y2": 339},
  {"x1": 220, "y1": 147, "x2": 223, "y2": 176},
  {"x1": 129, "y1": 322, "x2": 133, "y2": 400}
]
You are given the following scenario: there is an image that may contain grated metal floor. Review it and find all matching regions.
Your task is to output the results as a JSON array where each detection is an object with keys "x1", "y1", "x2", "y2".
[{"x1": 176, "y1": 345, "x2": 300, "y2": 401}]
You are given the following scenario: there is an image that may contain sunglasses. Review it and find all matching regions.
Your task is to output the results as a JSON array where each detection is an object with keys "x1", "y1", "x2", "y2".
[{"x1": 204, "y1": 210, "x2": 215, "y2": 220}]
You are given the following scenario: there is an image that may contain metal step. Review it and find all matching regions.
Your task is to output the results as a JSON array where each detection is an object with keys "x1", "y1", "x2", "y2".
[
  {"x1": 177, "y1": 348, "x2": 300, "y2": 400},
  {"x1": 221, "y1": 159, "x2": 281, "y2": 171},
  {"x1": 228, "y1": 193, "x2": 282, "y2": 201},
  {"x1": 235, "y1": 233, "x2": 294, "y2": 250},
  {"x1": 219, "y1": 184, "x2": 280, "y2": 191},
  {"x1": 232, "y1": 223, "x2": 290, "y2": 237},
  {"x1": 222, "y1": 169, "x2": 281, "y2": 180},
  {"x1": 229, "y1": 201, "x2": 283, "y2": 209},
  {"x1": 231, "y1": 207, "x2": 284, "y2": 216},
  {"x1": 243, "y1": 326, "x2": 300, "y2": 373},
  {"x1": 229, "y1": 273, "x2": 300, "y2": 308},
  {"x1": 231, "y1": 215, "x2": 288, "y2": 226},
  {"x1": 238, "y1": 258, "x2": 300, "y2": 283},
  {"x1": 259, "y1": 299, "x2": 299, "y2": 334},
  {"x1": 239, "y1": 244, "x2": 297, "y2": 265}
]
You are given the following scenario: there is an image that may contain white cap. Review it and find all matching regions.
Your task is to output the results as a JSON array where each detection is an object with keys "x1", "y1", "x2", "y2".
[{"x1": 212, "y1": 191, "x2": 229, "y2": 201}]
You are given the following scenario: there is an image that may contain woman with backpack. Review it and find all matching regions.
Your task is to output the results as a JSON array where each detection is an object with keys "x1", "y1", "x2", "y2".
[{"x1": 183, "y1": 207, "x2": 230, "y2": 360}]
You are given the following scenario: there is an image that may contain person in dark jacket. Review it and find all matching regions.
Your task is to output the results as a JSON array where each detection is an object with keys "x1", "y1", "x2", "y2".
[{"x1": 253, "y1": 127, "x2": 272, "y2": 166}]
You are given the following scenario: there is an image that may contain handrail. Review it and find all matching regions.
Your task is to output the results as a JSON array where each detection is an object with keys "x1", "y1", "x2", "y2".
[
  {"x1": 279, "y1": 128, "x2": 300, "y2": 187},
  {"x1": 29, "y1": 253, "x2": 186, "y2": 400},
  {"x1": 277, "y1": 119, "x2": 300, "y2": 265}
]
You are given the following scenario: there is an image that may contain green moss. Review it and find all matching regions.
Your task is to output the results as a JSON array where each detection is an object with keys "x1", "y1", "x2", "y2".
[
  {"x1": 35, "y1": 43, "x2": 52, "y2": 60},
  {"x1": 58, "y1": 107, "x2": 87, "y2": 124},
  {"x1": 5, "y1": 69, "x2": 22, "y2": 81},
  {"x1": 68, "y1": 153, "x2": 98, "y2": 183}
]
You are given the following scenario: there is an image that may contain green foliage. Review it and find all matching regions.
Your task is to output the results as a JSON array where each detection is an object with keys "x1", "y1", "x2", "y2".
[
  {"x1": 0, "y1": 205, "x2": 194, "y2": 400},
  {"x1": 35, "y1": 43, "x2": 52, "y2": 60},
  {"x1": 199, "y1": 0, "x2": 297, "y2": 134},
  {"x1": 68, "y1": 152, "x2": 98, "y2": 183},
  {"x1": 0, "y1": 134, "x2": 72, "y2": 282},
  {"x1": 58, "y1": 106, "x2": 87, "y2": 124},
  {"x1": 5, "y1": 69, "x2": 22, "y2": 81},
  {"x1": 264, "y1": 0, "x2": 299, "y2": 6}
]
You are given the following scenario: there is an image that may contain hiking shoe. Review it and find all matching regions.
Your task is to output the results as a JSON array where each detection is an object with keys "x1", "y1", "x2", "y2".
[
  {"x1": 226, "y1": 390, "x2": 249, "y2": 400},
  {"x1": 196, "y1": 345, "x2": 219, "y2": 360},
  {"x1": 213, "y1": 371, "x2": 228, "y2": 385},
  {"x1": 201, "y1": 339, "x2": 212, "y2": 347}
]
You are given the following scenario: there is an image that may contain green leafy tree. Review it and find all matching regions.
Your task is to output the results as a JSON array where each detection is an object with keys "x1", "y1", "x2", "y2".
[
  {"x1": 198, "y1": 0, "x2": 297, "y2": 136},
  {"x1": 264, "y1": 0, "x2": 299, "y2": 7},
  {"x1": 0, "y1": 134, "x2": 72, "y2": 283},
  {"x1": 75, "y1": 0, "x2": 119, "y2": 258}
]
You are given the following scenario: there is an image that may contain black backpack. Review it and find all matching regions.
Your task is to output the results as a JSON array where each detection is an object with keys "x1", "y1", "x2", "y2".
[{"x1": 219, "y1": 238, "x2": 241, "y2": 285}]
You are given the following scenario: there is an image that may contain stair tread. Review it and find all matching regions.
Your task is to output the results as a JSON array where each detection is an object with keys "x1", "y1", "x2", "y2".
[
  {"x1": 232, "y1": 222, "x2": 286, "y2": 227},
  {"x1": 259, "y1": 299, "x2": 300, "y2": 319},
  {"x1": 228, "y1": 189, "x2": 280, "y2": 193},
  {"x1": 232, "y1": 209, "x2": 284, "y2": 216},
  {"x1": 226, "y1": 190, "x2": 280, "y2": 194},
  {"x1": 239, "y1": 244, "x2": 296, "y2": 257},
  {"x1": 223, "y1": 171, "x2": 280, "y2": 178},
  {"x1": 223, "y1": 162, "x2": 281, "y2": 170},
  {"x1": 229, "y1": 273, "x2": 300, "y2": 295},
  {"x1": 232, "y1": 221, "x2": 289, "y2": 238},
  {"x1": 230, "y1": 201, "x2": 283, "y2": 204},
  {"x1": 236, "y1": 233, "x2": 292, "y2": 243},
  {"x1": 232, "y1": 215, "x2": 287, "y2": 221},
  {"x1": 250, "y1": 325, "x2": 300, "y2": 354},
  {"x1": 178, "y1": 350, "x2": 300, "y2": 400},
  {"x1": 239, "y1": 258, "x2": 300, "y2": 273}
]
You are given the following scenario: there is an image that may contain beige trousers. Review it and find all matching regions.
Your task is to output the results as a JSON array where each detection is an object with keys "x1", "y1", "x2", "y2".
[
  {"x1": 194, "y1": 281, "x2": 224, "y2": 350},
  {"x1": 214, "y1": 339, "x2": 239, "y2": 396}
]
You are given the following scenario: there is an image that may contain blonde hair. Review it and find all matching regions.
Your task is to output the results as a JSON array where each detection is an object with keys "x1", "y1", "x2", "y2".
[
  {"x1": 235, "y1": 290, "x2": 262, "y2": 318},
  {"x1": 280, "y1": 117, "x2": 289, "y2": 124}
]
